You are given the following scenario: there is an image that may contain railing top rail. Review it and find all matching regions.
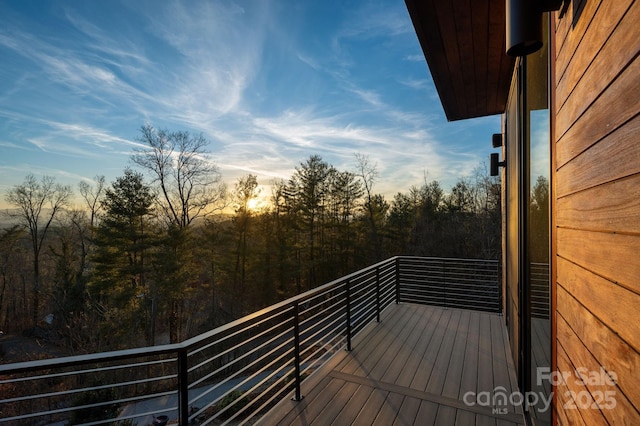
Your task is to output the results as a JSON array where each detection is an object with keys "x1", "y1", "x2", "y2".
[
  {"x1": 0, "y1": 257, "x2": 398, "y2": 375},
  {"x1": 398, "y1": 256, "x2": 499, "y2": 264},
  {"x1": 0, "y1": 256, "x2": 498, "y2": 375},
  {"x1": 0, "y1": 343, "x2": 180, "y2": 376}
]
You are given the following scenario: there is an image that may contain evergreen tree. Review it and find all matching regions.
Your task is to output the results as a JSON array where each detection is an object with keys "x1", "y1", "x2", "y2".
[
  {"x1": 230, "y1": 174, "x2": 260, "y2": 315},
  {"x1": 89, "y1": 169, "x2": 155, "y2": 348},
  {"x1": 286, "y1": 155, "x2": 331, "y2": 290}
]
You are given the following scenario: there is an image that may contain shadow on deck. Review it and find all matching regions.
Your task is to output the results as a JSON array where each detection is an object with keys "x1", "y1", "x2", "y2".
[{"x1": 260, "y1": 304, "x2": 525, "y2": 425}]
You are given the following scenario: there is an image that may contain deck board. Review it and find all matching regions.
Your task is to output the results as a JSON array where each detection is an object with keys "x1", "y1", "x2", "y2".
[
  {"x1": 338, "y1": 304, "x2": 415, "y2": 378},
  {"x1": 353, "y1": 388, "x2": 388, "y2": 424},
  {"x1": 259, "y1": 304, "x2": 525, "y2": 426},
  {"x1": 310, "y1": 380, "x2": 360, "y2": 426},
  {"x1": 396, "y1": 306, "x2": 442, "y2": 389},
  {"x1": 442, "y1": 309, "x2": 470, "y2": 399},
  {"x1": 410, "y1": 307, "x2": 451, "y2": 392},
  {"x1": 330, "y1": 384, "x2": 374, "y2": 425},
  {"x1": 392, "y1": 396, "x2": 421, "y2": 425},
  {"x1": 381, "y1": 305, "x2": 433, "y2": 385},
  {"x1": 459, "y1": 310, "x2": 480, "y2": 398},
  {"x1": 425, "y1": 308, "x2": 461, "y2": 395}
]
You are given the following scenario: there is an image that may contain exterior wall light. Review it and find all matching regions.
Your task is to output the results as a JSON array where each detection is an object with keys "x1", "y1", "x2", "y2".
[
  {"x1": 492, "y1": 133, "x2": 504, "y2": 148},
  {"x1": 506, "y1": 0, "x2": 542, "y2": 56},
  {"x1": 506, "y1": 0, "x2": 565, "y2": 56},
  {"x1": 490, "y1": 153, "x2": 506, "y2": 176}
]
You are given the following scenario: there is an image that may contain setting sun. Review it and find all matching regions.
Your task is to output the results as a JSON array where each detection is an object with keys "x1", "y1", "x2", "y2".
[{"x1": 246, "y1": 198, "x2": 261, "y2": 212}]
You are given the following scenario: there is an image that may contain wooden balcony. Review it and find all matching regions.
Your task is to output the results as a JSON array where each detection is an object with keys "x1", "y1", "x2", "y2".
[
  {"x1": 0, "y1": 257, "x2": 520, "y2": 425},
  {"x1": 261, "y1": 303, "x2": 525, "y2": 425}
]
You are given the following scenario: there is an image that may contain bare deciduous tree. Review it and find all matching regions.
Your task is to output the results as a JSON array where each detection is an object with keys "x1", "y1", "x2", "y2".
[
  {"x1": 78, "y1": 175, "x2": 106, "y2": 227},
  {"x1": 355, "y1": 153, "x2": 382, "y2": 260},
  {"x1": 132, "y1": 124, "x2": 226, "y2": 228},
  {"x1": 0, "y1": 225, "x2": 24, "y2": 329},
  {"x1": 5, "y1": 174, "x2": 72, "y2": 326}
]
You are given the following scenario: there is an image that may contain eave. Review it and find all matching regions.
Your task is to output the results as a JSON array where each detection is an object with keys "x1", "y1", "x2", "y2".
[{"x1": 405, "y1": 0, "x2": 516, "y2": 121}]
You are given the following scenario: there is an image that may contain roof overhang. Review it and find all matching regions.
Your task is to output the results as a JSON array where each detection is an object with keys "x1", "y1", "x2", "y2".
[{"x1": 405, "y1": 0, "x2": 516, "y2": 121}]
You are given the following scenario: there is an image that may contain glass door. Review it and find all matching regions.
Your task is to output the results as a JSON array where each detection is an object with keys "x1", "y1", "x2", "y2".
[
  {"x1": 504, "y1": 14, "x2": 551, "y2": 425},
  {"x1": 525, "y1": 15, "x2": 551, "y2": 424}
]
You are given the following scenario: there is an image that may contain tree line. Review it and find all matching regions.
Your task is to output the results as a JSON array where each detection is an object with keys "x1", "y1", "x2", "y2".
[{"x1": 0, "y1": 126, "x2": 503, "y2": 356}]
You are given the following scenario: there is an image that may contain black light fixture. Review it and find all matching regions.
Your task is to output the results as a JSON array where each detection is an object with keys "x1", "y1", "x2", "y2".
[
  {"x1": 506, "y1": 0, "x2": 566, "y2": 57},
  {"x1": 506, "y1": 0, "x2": 542, "y2": 56},
  {"x1": 492, "y1": 133, "x2": 503, "y2": 148},
  {"x1": 490, "y1": 153, "x2": 506, "y2": 176}
]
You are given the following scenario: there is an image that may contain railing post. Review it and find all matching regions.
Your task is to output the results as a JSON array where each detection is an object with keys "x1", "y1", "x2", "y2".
[
  {"x1": 346, "y1": 280, "x2": 352, "y2": 351},
  {"x1": 375, "y1": 266, "x2": 381, "y2": 322},
  {"x1": 177, "y1": 348, "x2": 190, "y2": 426},
  {"x1": 292, "y1": 302, "x2": 303, "y2": 401},
  {"x1": 395, "y1": 257, "x2": 400, "y2": 304}
]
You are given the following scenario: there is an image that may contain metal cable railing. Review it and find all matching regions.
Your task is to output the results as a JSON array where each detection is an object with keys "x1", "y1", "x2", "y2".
[
  {"x1": 0, "y1": 256, "x2": 499, "y2": 425},
  {"x1": 397, "y1": 257, "x2": 501, "y2": 313},
  {"x1": 530, "y1": 262, "x2": 550, "y2": 319}
]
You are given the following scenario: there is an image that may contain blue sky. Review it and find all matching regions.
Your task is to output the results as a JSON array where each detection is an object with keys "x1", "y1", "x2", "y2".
[{"x1": 0, "y1": 0, "x2": 500, "y2": 209}]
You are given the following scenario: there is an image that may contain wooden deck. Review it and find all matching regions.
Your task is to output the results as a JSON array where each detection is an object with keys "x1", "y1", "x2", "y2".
[{"x1": 260, "y1": 303, "x2": 525, "y2": 425}]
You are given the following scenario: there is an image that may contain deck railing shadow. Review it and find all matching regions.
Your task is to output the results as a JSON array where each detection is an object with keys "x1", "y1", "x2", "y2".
[{"x1": 0, "y1": 256, "x2": 499, "y2": 426}]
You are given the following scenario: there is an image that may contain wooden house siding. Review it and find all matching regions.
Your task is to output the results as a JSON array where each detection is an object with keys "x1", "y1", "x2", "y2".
[{"x1": 553, "y1": 0, "x2": 640, "y2": 422}]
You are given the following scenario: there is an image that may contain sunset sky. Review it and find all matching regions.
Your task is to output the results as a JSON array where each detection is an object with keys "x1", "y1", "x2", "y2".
[{"x1": 0, "y1": 0, "x2": 500, "y2": 209}]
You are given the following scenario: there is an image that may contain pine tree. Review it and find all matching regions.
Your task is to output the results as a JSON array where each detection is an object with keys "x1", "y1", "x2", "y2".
[{"x1": 89, "y1": 169, "x2": 155, "y2": 348}]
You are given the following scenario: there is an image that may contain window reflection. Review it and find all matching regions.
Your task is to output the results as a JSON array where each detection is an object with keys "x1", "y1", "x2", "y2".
[{"x1": 526, "y1": 15, "x2": 550, "y2": 424}]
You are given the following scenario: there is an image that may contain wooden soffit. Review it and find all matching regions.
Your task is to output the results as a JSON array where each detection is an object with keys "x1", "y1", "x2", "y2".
[{"x1": 405, "y1": 0, "x2": 516, "y2": 121}]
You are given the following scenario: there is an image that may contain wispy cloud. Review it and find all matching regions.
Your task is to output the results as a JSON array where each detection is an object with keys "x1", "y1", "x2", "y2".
[
  {"x1": 398, "y1": 78, "x2": 429, "y2": 90},
  {"x1": 0, "y1": 26, "x2": 158, "y2": 121},
  {"x1": 64, "y1": 9, "x2": 150, "y2": 65},
  {"x1": 0, "y1": 107, "x2": 140, "y2": 158},
  {"x1": 0, "y1": 163, "x2": 87, "y2": 184},
  {"x1": 137, "y1": 1, "x2": 273, "y2": 125},
  {"x1": 0, "y1": 0, "x2": 497, "y2": 209},
  {"x1": 251, "y1": 109, "x2": 399, "y2": 152},
  {"x1": 0, "y1": 140, "x2": 31, "y2": 151},
  {"x1": 339, "y1": 2, "x2": 414, "y2": 40},
  {"x1": 404, "y1": 54, "x2": 424, "y2": 62},
  {"x1": 348, "y1": 88, "x2": 385, "y2": 108}
]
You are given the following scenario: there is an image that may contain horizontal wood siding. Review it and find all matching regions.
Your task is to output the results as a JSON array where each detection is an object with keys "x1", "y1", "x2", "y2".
[{"x1": 553, "y1": 0, "x2": 640, "y2": 423}]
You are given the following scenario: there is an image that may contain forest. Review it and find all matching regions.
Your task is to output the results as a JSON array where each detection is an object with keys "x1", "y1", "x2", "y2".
[{"x1": 0, "y1": 126, "x2": 511, "y2": 359}]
